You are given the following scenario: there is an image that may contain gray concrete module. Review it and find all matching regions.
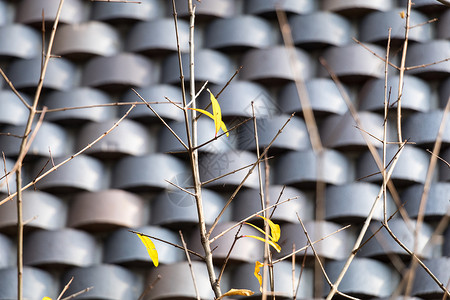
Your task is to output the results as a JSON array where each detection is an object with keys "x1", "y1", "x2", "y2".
[
  {"x1": 62, "y1": 264, "x2": 137, "y2": 300},
  {"x1": 43, "y1": 87, "x2": 115, "y2": 125},
  {"x1": 0, "y1": 158, "x2": 16, "y2": 194},
  {"x1": 240, "y1": 46, "x2": 313, "y2": 85},
  {"x1": 0, "y1": 267, "x2": 55, "y2": 300},
  {"x1": 199, "y1": 150, "x2": 260, "y2": 190},
  {"x1": 444, "y1": 226, "x2": 450, "y2": 256},
  {"x1": 399, "y1": 0, "x2": 448, "y2": 11},
  {"x1": 0, "y1": 233, "x2": 12, "y2": 268},
  {"x1": 0, "y1": 24, "x2": 40, "y2": 59},
  {"x1": 205, "y1": 15, "x2": 275, "y2": 51},
  {"x1": 0, "y1": 191, "x2": 66, "y2": 232},
  {"x1": 53, "y1": 21, "x2": 120, "y2": 59},
  {"x1": 360, "y1": 9, "x2": 431, "y2": 44},
  {"x1": 440, "y1": 77, "x2": 450, "y2": 108},
  {"x1": 0, "y1": 0, "x2": 8, "y2": 26},
  {"x1": 76, "y1": 118, "x2": 153, "y2": 159},
  {"x1": 33, "y1": 155, "x2": 106, "y2": 193},
  {"x1": 174, "y1": 0, "x2": 235, "y2": 19},
  {"x1": 112, "y1": 153, "x2": 190, "y2": 192},
  {"x1": 274, "y1": 149, "x2": 351, "y2": 188},
  {"x1": 438, "y1": 9, "x2": 450, "y2": 40},
  {"x1": 82, "y1": 53, "x2": 153, "y2": 91},
  {"x1": 402, "y1": 182, "x2": 450, "y2": 220},
  {"x1": 16, "y1": 0, "x2": 85, "y2": 25},
  {"x1": 404, "y1": 110, "x2": 450, "y2": 148},
  {"x1": 440, "y1": 148, "x2": 450, "y2": 181},
  {"x1": 151, "y1": 188, "x2": 229, "y2": 227},
  {"x1": 359, "y1": 75, "x2": 431, "y2": 113},
  {"x1": 237, "y1": 115, "x2": 311, "y2": 153},
  {"x1": 7, "y1": 57, "x2": 76, "y2": 91},
  {"x1": 322, "y1": 0, "x2": 394, "y2": 16},
  {"x1": 279, "y1": 78, "x2": 348, "y2": 117},
  {"x1": 276, "y1": 221, "x2": 355, "y2": 260},
  {"x1": 162, "y1": 49, "x2": 234, "y2": 85},
  {"x1": 92, "y1": 0, "x2": 164, "y2": 22},
  {"x1": 104, "y1": 226, "x2": 184, "y2": 266},
  {"x1": 320, "y1": 111, "x2": 390, "y2": 151},
  {"x1": 324, "y1": 258, "x2": 400, "y2": 298},
  {"x1": 357, "y1": 145, "x2": 430, "y2": 186},
  {"x1": 144, "y1": 261, "x2": 221, "y2": 300},
  {"x1": 120, "y1": 84, "x2": 185, "y2": 123},
  {"x1": 23, "y1": 228, "x2": 97, "y2": 267},
  {"x1": 232, "y1": 185, "x2": 314, "y2": 224},
  {"x1": 359, "y1": 218, "x2": 434, "y2": 260},
  {"x1": 190, "y1": 221, "x2": 264, "y2": 263},
  {"x1": 319, "y1": 43, "x2": 387, "y2": 83},
  {"x1": 325, "y1": 182, "x2": 396, "y2": 222},
  {"x1": 230, "y1": 261, "x2": 314, "y2": 299},
  {"x1": 126, "y1": 18, "x2": 189, "y2": 55},
  {"x1": 68, "y1": 189, "x2": 144, "y2": 232},
  {"x1": 0, "y1": 122, "x2": 69, "y2": 158},
  {"x1": 290, "y1": 12, "x2": 352, "y2": 48},
  {"x1": 406, "y1": 40, "x2": 450, "y2": 79},
  {"x1": 158, "y1": 118, "x2": 235, "y2": 154},
  {"x1": 245, "y1": 0, "x2": 315, "y2": 17},
  {"x1": 412, "y1": 257, "x2": 450, "y2": 298},
  {"x1": 0, "y1": 90, "x2": 30, "y2": 126}
]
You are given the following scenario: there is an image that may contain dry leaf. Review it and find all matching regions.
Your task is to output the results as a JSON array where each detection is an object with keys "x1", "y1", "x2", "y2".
[
  {"x1": 217, "y1": 288, "x2": 255, "y2": 299},
  {"x1": 136, "y1": 233, "x2": 159, "y2": 267},
  {"x1": 190, "y1": 89, "x2": 229, "y2": 137},
  {"x1": 399, "y1": 11, "x2": 405, "y2": 18},
  {"x1": 254, "y1": 261, "x2": 264, "y2": 292}
]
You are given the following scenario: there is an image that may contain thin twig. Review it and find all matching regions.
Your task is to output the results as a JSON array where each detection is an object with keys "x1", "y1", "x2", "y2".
[
  {"x1": 129, "y1": 229, "x2": 204, "y2": 259},
  {"x1": 164, "y1": 179, "x2": 196, "y2": 197},
  {"x1": 426, "y1": 149, "x2": 450, "y2": 168},
  {"x1": 57, "y1": 277, "x2": 74, "y2": 300},
  {"x1": 61, "y1": 287, "x2": 94, "y2": 300},
  {"x1": 138, "y1": 275, "x2": 162, "y2": 300},
  {"x1": 132, "y1": 88, "x2": 188, "y2": 150},
  {"x1": 325, "y1": 142, "x2": 406, "y2": 300},
  {"x1": 0, "y1": 104, "x2": 136, "y2": 207},
  {"x1": 179, "y1": 231, "x2": 201, "y2": 300},
  {"x1": 210, "y1": 197, "x2": 297, "y2": 244},
  {"x1": 403, "y1": 97, "x2": 450, "y2": 296},
  {"x1": 208, "y1": 113, "x2": 295, "y2": 237}
]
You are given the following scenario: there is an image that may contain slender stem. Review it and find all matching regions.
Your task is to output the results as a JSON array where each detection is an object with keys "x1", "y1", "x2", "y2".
[
  {"x1": 179, "y1": 231, "x2": 201, "y2": 300},
  {"x1": 14, "y1": 1, "x2": 65, "y2": 299},
  {"x1": 383, "y1": 29, "x2": 392, "y2": 224},
  {"x1": 396, "y1": 0, "x2": 412, "y2": 144},
  {"x1": 325, "y1": 142, "x2": 406, "y2": 300}
]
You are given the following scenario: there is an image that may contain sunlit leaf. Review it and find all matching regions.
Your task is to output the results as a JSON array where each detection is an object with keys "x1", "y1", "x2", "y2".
[
  {"x1": 257, "y1": 215, "x2": 281, "y2": 242},
  {"x1": 254, "y1": 261, "x2": 264, "y2": 292},
  {"x1": 42, "y1": 297, "x2": 52, "y2": 300},
  {"x1": 218, "y1": 288, "x2": 255, "y2": 299},
  {"x1": 244, "y1": 235, "x2": 281, "y2": 252},
  {"x1": 136, "y1": 233, "x2": 159, "y2": 267},
  {"x1": 189, "y1": 89, "x2": 229, "y2": 137},
  {"x1": 244, "y1": 215, "x2": 281, "y2": 243}
]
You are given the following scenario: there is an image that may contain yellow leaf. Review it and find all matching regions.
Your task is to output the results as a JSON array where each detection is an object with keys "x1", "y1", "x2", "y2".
[
  {"x1": 244, "y1": 235, "x2": 281, "y2": 252},
  {"x1": 399, "y1": 11, "x2": 405, "y2": 18},
  {"x1": 245, "y1": 216, "x2": 281, "y2": 243},
  {"x1": 189, "y1": 89, "x2": 229, "y2": 137},
  {"x1": 136, "y1": 233, "x2": 159, "y2": 267},
  {"x1": 42, "y1": 297, "x2": 52, "y2": 300},
  {"x1": 254, "y1": 261, "x2": 264, "y2": 292},
  {"x1": 257, "y1": 215, "x2": 281, "y2": 242},
  {"x1": 217, "y1": 289, "x2": 255, "y2": 299}
]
